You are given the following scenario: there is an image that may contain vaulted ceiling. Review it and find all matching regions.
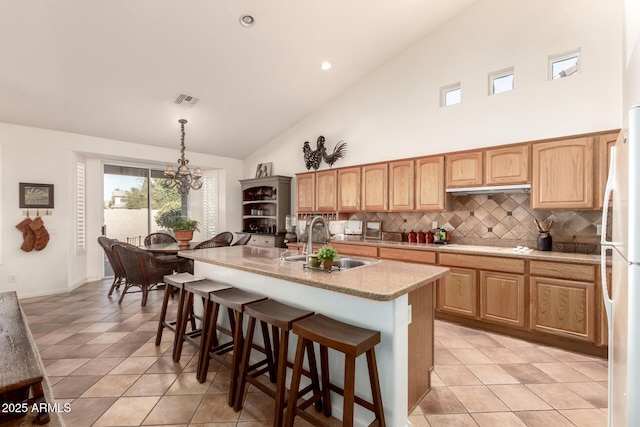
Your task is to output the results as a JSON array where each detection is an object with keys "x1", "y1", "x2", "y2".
[{"x1": 0, "y1": 0, "x2": 478, "y2": 159}]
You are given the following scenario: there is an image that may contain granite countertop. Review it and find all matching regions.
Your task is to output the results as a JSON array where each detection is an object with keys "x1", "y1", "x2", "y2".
[
  {"x1": 179, "y1": 245, "x2": 449, "y2": 302},
  {"x1": 323, "y1": 239, "x2": 602, "y2": 265}
]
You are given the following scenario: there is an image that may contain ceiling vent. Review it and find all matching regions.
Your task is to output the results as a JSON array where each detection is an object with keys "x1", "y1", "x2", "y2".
[{"x1": 174, "y1": 93, "x2": 199, "y2": 108}]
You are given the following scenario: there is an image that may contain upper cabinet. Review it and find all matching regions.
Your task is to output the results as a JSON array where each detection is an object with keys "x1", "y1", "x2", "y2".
[
  {"x1": 445, "y1": 151, "x2": 483, "y2": 188},
  {"x1": 485, "y1": 145, "x2": 530, "y2": 185},
  {"x1": 315, "y1": 170, "x2": 337, "y2": 212},
  {"x1": 362, "y1": 163, "x2": 388, "y2": 211},
  {"x1": 532, "y1": 137, "x2": 595, "y2": 210},
  {"x1": 596, "y1": 131, "x2": 621, "y2": 209},
  {"x1": 389, "y1": 160, "x2": 414, "y2": 211},
  {"x1": 337, "y1": 167, "x2": 361, "y2": 211},
  {"x1": 295, "y1": 172, "x2": 315, "y2": 213},
  {"x1": 415, "y1": 156, "x2": 445, "y2": 211}
]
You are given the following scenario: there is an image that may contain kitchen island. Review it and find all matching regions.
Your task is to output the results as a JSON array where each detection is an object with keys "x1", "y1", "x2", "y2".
[{"x1": 178, "y1": 245, "x2": 449, "y2": 427}]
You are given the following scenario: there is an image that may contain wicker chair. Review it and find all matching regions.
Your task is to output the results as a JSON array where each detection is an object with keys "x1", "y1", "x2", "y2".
[
  {"x1": 193, "y1": 238, "x2": 231, "y2": 249},
  {"x1": 111, "y1": 242, "x2": 191, "y2": 307},
  {"x1": 144, "y1": 232, "x2": 177, "y2": 246},
  {"x1": 231, "y1": 234, "x2": 251, "y2": 246},
  {"x1": 213, "y1": 231, "x2": 234, "y2": 245},
  {"x1": 98, "y1": 236, "x2": 126, "y2": 296}
]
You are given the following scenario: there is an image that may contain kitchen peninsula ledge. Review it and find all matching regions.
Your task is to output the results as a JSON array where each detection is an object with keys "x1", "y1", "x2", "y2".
[
  {"x1": 179, "y1": 245, "x2": 449, "y2": 301},
  {"x1": 178, "y1": 245, "x2": 449, "y2": 426}
]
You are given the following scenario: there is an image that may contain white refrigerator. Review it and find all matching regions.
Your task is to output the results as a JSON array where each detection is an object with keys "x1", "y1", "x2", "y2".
[{"x1": 601, "y1": 105, "x2": 640, "y2": 426}]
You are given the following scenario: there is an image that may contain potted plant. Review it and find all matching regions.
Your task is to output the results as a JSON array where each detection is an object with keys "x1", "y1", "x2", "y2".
[
  {"x1": 169, "y1": 218, "x2": 200, "y2": 248},
  {"x1": 316, "y1": 245, "x2": 339, "y2": 269}
]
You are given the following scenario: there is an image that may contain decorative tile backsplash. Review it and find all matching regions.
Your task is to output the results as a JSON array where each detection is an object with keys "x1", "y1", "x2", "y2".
[{"x1": 349, "y1": 193, "x2": 602, "y2": 254}]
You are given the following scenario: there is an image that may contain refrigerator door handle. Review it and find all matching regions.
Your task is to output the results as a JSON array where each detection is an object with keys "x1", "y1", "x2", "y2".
[
  {"x1": 601, "y1": 146, "x2": 616, "y2": 247},
  {"x1": 600, "y1": 248, "x2": 612, "y2": 321}
]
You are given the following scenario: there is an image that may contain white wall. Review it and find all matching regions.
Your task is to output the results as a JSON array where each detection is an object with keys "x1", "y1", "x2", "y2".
[
  {"x1": 0, "y1": 123, "x2": 243, "y2": 297},
  {"x1": 244, "y1": 0, "x2": 623, "y2": 185},
  {"x1": 624, "y1": 0, "x2": 640, "y2": 112}
]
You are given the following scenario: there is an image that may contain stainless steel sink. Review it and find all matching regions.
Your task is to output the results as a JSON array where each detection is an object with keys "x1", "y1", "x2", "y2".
[{"x1": 280, "y1": 254, "x2": 379, "y2": 270}]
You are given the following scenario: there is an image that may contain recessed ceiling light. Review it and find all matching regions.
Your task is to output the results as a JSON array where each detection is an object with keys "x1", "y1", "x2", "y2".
[
  {"x1": 320, "y1": 61, "x2": 332, "y2": 71},
  {"x1": 239, "y1": 14, "x2": 254, "y2": 27}
]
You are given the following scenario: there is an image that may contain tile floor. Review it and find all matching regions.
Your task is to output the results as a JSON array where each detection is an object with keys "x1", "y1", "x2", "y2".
[{"x1": 18, "y1": 279, "x2": 608, "y2": 426}]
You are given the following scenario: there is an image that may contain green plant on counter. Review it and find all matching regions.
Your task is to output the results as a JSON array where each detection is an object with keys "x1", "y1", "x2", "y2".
[
  {"x1": 316, "y1": 245, "x2": 339, "y2": 261},
  {"x1": 168, "y1": 218, "x2": 200, "y2": 232}
]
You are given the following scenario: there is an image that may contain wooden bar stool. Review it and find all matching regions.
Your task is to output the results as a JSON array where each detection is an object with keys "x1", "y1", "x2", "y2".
[
  {"x1": 284, "y1": 314, "x2": 386, "y2": 427},
  {"x1": 198, "y1": 288, "x2": 267, "y2": 407},
  {"x1": 233, "y1": 299, "x2": 322, "y2": 426},
  {"x1": 172, "y1": 279, "x2": 233, "y2": 363},
  {"x1": 155, "y1": 272, "x2": 203, "y2": 347}
]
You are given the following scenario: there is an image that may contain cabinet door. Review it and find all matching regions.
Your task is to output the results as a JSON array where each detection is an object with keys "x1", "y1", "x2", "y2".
[
  {"x1": 596, "y1": 131, "x2": 621, "y2": 209},
  {"x1": 337, "y1": 167, "x2": 361, "y2": 211},
  {"x1": 315, "y1": 170, "x2": 337, "y2": 212},
  {"x1": 389, "y1": 160, "x2": 414, "y2": 211},
  {"x1": 415, "y1": 156, "x2": 445, "y2": 211},
  {"x1": 446, "y1": 151, "x2": 484, "y2": 188},
  {"x1": 480, "y1": 271, "x2": 525, "y2": 328},
  {"x1": 361, "y1": 163, "x2": 388, "y2": 211},
  {"x1": 531, "y1": 137, "x2": 595, "y2": 209},
  {"x1": 485, "y1": 144, "x2": 530, "y2": 185},
  {"x1": 529, "y1": 276, "x2": 596, "y2": 342},
  {"x1": 296, "y1": 173, "x2": 315, "y2": 212},
  {"x1": 436, "y1": 267, "x2": 477, "y2": 318}
]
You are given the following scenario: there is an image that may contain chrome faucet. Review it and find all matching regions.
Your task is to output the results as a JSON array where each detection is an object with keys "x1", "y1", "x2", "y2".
[
  {"x1": 279, "y1": 250, "x2": 291, "y2": 261},
  {"x1": 304, "y1": 216, "x2": 330, "y2": 255}
]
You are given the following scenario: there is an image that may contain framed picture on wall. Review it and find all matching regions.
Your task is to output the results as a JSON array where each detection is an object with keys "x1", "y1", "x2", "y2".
[
  {"x1": 19, "y1": 183, "x2": 54, "y2": 209},
  {"x1": 364, "y1": 221, "x2": 381, "y2": 240}
]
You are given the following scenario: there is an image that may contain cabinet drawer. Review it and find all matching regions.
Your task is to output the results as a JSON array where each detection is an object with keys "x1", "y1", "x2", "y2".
[
  {"x1": 249, "y1": 235, "x2": 276, "y2": 247},
  {"x1": 530, "y1": 261, "x2": 596, "y2": 282},
  {"x1": 439, "y1": 253, "x2": 524, "y2": 274},
  {"x1": 379, "y1": 247, "x2": 436, "y2": 264},
  {"x1": 329, "y1": 243, "x2": 378, "y2": 258}
]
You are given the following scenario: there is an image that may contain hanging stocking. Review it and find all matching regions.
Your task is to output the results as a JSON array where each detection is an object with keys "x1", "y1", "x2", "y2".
[
  {"x1": 30, "y1": 216, "x2": 50, "y2": 251},
  {"x1": 16, "y1": 217, "x2": 36, "y2": 252}
]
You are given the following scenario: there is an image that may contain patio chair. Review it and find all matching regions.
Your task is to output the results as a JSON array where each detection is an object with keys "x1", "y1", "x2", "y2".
[
  {"x1": 213, "y1": 231, "x2": 234, "y2": 245},
  {"x1": 231, "y1": 234, "x2": 251, "y2": 246},
  {"x1": 144, "y1": 232, "x2": 177, "y2": 246},
  {"x1": 98, "y1": 236, "x2": 125, "y2": 296},
  {"x1": 193, "y1": 237, "x2": 231, "y2": 249},
  {"x1": 111, "y1": 242, "x2": 190, "y2": 307}
]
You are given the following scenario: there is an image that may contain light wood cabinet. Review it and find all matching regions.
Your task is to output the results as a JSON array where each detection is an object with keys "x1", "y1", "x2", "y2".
[
  {"x1": 407, "y1": 284, "x2": 434, "y2": 410},
  {"x1": 361, "y1": 163, "x2": 388, "y2": 211},
  {"x1": 415, "y1": 156, "x2": 445, "y2": 211},
  {"x1": 480, "y1": 271, "x2": 526, "y2": 328},
  {"x1": 378, "y1": 247, "x2": 436, "y2": 264},
  {"x1": 436, "y1": 267, "x2": 478, "y2": 318},
  {"x1": 389, "y1": 160, "x2": 414, "y2": 211},
  {"x1": 597, "y1": 131, "x2": 621, "y2": 208},
  {"x1": 296, "y1": 172, "x2": 315, "y2": 213},
  {"x1": 531, "y1": 137, "x2": 595, "y2": 209},
  {"x1": 485, "y1": 144, "x2": 530, "y2": 185},
  {"x1": 328, "y1": 242, "x2": 378, "y2": 258},
  {"x1": 337, "y1": 167, "x2": 361, "y2": 212},
  {"x1": 445, "y1": 151, "x2": 483, "y2": 188},
  {"x1": 315, "y1": 170, "x2": 337, "y2": 212}
]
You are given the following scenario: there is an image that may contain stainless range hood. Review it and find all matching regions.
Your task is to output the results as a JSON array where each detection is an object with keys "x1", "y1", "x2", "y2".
[{"x1": 445, "y1": 184, "x2": 531, "y2": 196}]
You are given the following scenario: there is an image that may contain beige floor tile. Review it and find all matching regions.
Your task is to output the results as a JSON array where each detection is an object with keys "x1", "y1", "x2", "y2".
[
  {"x1": 526, "y1": 383, "x2": 594, "y2": 410},
  {"x1": 109, "y1": 356, "x2": 159, "y2": 374},
  {"x1": 509, "y1": 347, "x2": 560, "y2": 363},
  {"x1": 449, "y1": 385, "x2": 509, "y2": 412},
  {"x1": 34, "y1": 333, "x2": 73, "y2": 345},
  {"x1": 566, "y1": 361, "x2": 609, "y2": 381},
  {"x1": 472, "y1": 412, "x2": 527, "y2": 426},
  {"x1": 44, "y1": 358, "x2": 91, "y2": 376},
  {"x1": 418, "y1": 387, "x2": 467, "y2": 414},
  {"x1": 146, "y1": 355, "x2": 194, "y2": 374},
  {"x1": 92, "y1": 396, "x2": 160, "y2": 426},
  {"x1": 486, "y1": 334, "x2": 534, "y2": 348},
  {"x1": 166, "y1": 372, "x2": 214, "y2": 395},
  {"x1": 532, "y1": 362, "x2": 594, "y2": 383},
  {"x1": 238, "y1": 391, "x2": 276, "y2": 421},
  {"x1": 131, "y1": 341, "x2": 172, "y2": 357},
  {"x1": 81, "y1": 374, "x2": 140, "y2": 397},
  {"x1": 489, "y1": 384, "x2": 552, "y2": 411},
  {"x1": 466, "y1": 365, "x2": 519, "y2": 385},
  {"x1": 479, "y1": 348, "x2": 527, "y2": 364},
  {"x1": 515, "y1": 410, "x2": 575, "y2": 426},
  {"x1": 191, "y1": 393, "x2": 241, "y2": 423},
  {"x1": 430, "y1": 372, "x2": 445, "y2": 387},
  {"x1": 434, "y1": 365, "x2": 482, "y2": 386},
  {"x1": 559, "y1": 408, "x2": 607, "y2": 427},
  {"x1": 498, "y1": 363, "x2": 556, "y2": 383},
  {"x1": 434, "y1": 348, "x2": 462, "y2": 365},
  {"x1": 71, "y1": 357, "x2": 125, "y2": 376},
  {"x1": 51, "y1": 375, "x2": 103, "y2": 398},
  {"x1": 464, "y1": 334, "x2": 503, "y2": 348},
  {"x1": 142, "y1": 394, "x2": 203, "y2": 425},
  {"x1": 449, "y1": 348, "x2": 494, "y2": 365},
  {"x1": 437, "y1": 335, "x2": 475, "y2": 349},
  {"x1": 565, "y1": 382, "x2": 609, "y2": 408},
  {"x1": 124, "y1": 373, "x2": 178, "y2": 396},
  {"x1": 425, "y1": 413, "x2": 479, "y2": 426},
  {"x1": 79, "y1": 322, "x2": 120, "y2": 333},
  {"x1": 538, "y1": 346, "x2": 601, "y2": 362},
  {"x1": 61, "y1": 397, "x2": 118, "y2": 427},
  {"x1": 407, "y1": 414, "x2": 432, "y2": 426},
  {"x1": 87, "y1": 331, "x2": 132, "y2": 344}
]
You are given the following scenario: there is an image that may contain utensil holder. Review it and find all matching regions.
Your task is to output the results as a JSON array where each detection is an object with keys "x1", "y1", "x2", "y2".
[{"x1": 537, "y1": 233, "x2": 552, "y2": 251}]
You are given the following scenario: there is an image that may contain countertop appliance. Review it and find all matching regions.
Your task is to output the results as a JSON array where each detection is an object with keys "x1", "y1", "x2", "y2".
[{"x1": 601, "y1": 105, "x2": 640, "y2": 426}]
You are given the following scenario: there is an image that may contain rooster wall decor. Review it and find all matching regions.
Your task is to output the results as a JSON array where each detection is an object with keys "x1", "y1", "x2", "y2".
[{"x1": 302, "y1": 136, "x2": 347, "y2": 170}]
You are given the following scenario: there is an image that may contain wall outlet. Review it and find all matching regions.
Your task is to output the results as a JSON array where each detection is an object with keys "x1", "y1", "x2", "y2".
[
  {"x1": 8, "y1": 275, "x2": 17, "y2": 283},
  {"x1": 596, "y1": 224, "x2": 602, "y2": 236}
]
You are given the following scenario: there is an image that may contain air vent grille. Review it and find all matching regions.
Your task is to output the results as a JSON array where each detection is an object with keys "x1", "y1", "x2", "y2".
[{"x1": 174, "y1": 93, "x2": 199, "y2": 107}]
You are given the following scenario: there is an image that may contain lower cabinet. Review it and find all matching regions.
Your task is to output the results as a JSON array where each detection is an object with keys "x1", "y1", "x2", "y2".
[
  {"x1": 480, "y1": 271, "x2": 526, "y2": 328},
  {"x1": 436, "y1": 267, "x2": 477, "y2": 318}
]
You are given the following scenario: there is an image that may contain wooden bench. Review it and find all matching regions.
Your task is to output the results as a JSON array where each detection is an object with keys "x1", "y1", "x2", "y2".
[{"x1": 0, "y1": 291, "x2": 50, "y2": 424}]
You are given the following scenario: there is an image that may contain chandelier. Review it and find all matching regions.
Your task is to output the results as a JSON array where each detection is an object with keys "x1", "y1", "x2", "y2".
[{"x1": 164, "y1": 119, "x2": 203, "y2": 195}]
